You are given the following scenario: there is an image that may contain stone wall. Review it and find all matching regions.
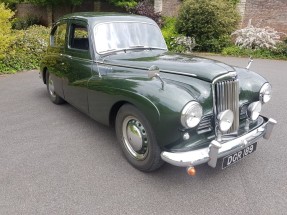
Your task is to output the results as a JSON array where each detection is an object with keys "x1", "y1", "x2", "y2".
[
  {"x1": 242, "y1": 0, "x2": 287, "y2": 34},
  {"x1": 161, "y1": 0, "x2": 181, "y2": 17},
  {"x1": 16, "y1": 4, "x2": 48, "y2": 26},
  {"x1": 15, "y1": 0, "x2": 287, "y2": 35}
]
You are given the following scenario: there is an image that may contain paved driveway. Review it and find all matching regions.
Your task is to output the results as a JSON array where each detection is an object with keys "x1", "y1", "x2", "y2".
[{"x1": 0, "y1": 56, "x2": 286, "y2": 215}]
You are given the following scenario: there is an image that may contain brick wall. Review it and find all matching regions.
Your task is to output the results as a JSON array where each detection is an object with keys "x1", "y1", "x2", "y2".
[
  {"x1": 242, "y1": 0, "x2": 287, "y2": 34},
  {"x1": 15, "y1": 0, "x2": 123, "y2": 26}
]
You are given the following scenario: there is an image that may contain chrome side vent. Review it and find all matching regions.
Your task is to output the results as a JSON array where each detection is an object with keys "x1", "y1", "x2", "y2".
[
  {"x1": 215, "y1": 79, "x2": 239, "y2": 133},
  {"x1": 197, "y1": 115, "x2": 213, "y2": 134}
]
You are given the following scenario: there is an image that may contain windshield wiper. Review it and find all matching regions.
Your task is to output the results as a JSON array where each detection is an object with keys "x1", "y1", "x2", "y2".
[
  {"x1": 128, "y1": 46, "x2": 167, "y2": 51},
  {"x1": 99, "y1": 48, "x2": 127, "y2": 55}
]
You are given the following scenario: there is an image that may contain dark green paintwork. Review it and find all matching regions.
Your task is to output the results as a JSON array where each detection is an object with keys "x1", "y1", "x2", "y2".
[{"x1": 40, "y1": 13, "x2": 268, "y2": 152}]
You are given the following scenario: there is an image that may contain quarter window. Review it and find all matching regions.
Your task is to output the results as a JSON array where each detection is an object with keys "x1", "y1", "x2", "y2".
[{"x1": 51, "y1": 23, "x2": 67, "y2": 47}]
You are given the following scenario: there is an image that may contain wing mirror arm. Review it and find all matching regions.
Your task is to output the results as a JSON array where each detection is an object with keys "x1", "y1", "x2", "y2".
[
  {"x1": 246, "y1": 56, "x2": 253, "y2": 70},
  {"x1": 148, "y1": 65, "x2": 165, "y2": 90}
]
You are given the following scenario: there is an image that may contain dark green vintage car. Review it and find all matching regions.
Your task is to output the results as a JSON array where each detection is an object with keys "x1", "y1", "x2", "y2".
[{"x1": 40, "y1": 12, "x2": 276, "y2": 175}]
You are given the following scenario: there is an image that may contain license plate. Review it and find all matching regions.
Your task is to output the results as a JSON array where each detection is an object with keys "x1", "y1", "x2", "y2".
[{"x1": 222, "y1": 142, "x2": 257, "y2": 169}]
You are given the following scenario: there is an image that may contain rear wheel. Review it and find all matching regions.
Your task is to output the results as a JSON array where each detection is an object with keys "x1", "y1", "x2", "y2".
[
  {"x1": 115, "y1": 104, "x2": 164, "y2": 171},
  {"x1": 46, "y1": 70, "x2": 64, "y2": 104}
]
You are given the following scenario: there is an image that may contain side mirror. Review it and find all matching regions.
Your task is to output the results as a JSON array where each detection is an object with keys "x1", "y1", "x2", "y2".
[
  {"x1": 148, "y1": 65, "x2": 165, "y2": 90},
  {"x1": 148, "y1": 65, "x2": 160, "y2": 79}
]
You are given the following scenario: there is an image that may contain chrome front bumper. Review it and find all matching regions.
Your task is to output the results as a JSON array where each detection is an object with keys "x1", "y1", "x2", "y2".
[{"x1": 161, "y1": 117, "x2": 277, "y2": 168}]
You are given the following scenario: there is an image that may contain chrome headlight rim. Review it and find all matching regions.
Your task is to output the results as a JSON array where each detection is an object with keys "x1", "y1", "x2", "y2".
[
  {"x1": 259, "y1": 82, "x2": 272, "y2": 104},
  {"x1": 181, "y1": 101, "x2": 203, "y2": 129}
]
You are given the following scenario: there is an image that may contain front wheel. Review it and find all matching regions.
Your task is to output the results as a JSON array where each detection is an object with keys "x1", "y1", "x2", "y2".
[
  {"x1": 115, "y1": 104, "x2": 164, "y2": 172},
  {"x1": 46, "y1": 70, "x2": 64, "y2": 104}
]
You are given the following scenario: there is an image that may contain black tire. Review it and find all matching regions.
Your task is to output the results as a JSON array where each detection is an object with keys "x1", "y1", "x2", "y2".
[
  {"x1": 46, "y1": 70, "x2": 65, "y2": 104},
  {"x1": 115, "y1": 104, "x2": 164, "y2": 172}
]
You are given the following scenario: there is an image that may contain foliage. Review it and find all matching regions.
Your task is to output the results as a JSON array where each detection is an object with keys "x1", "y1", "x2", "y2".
[
  {"x1": 0, "y1": 3, "x2": 15, "y2": 59},
  {"x1": 108, "y1": 0, "x2": 138, "y2": 9},
  {"x1": 12, "y1": 16, "x2": 41, "y2": 30},
  {"x1": 0, "y1": 25, "x2": 50, "y2": 74},
  {"x1": 232, "y1": 22, "x2": 286, "y2": 50},
  {"x1": 176, "y1": 0, "x2": 240, "y2": 52},
  {"x1": 222, "y1": 42, "x2": 287, "y2": 60},
  {"x1": 161, "y1": 17, "x2": 179, "y2": 50},
  {"x1": 228, "y1": 0, "x2": 239, "y2": 5},
  {"x1": 0, "y1": 0, "x2": 83, "y2": 5},
  {"x1": 170, "y1": 36, "x2": 196, "y2": 53},
  {"x1": 129, "y1": 0, "x2": 162, "y2": 27}
]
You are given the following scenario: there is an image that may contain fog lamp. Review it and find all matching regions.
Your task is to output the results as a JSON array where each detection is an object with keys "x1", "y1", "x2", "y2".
[
  {"x1": 217, "y1": 110, "x2": 234, "y2": 132},
  {"x1": 247, "y1": 101, "x2": 262, "y2": 121}
]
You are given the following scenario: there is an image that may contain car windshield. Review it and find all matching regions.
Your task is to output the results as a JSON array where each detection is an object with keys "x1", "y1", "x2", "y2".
[{"x1": 94, "y1": 22, "x2": 167, "y2": 54}]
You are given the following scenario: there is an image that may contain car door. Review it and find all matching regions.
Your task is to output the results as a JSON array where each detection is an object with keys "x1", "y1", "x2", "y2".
[
  {"x1": 62, "y1": 21, "x2": 92, "y2": 114},
  {"x1": 45, "y1": 21, "x2": 68, "y2": 98}
]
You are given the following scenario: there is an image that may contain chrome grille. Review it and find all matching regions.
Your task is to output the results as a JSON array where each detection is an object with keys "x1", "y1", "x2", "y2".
[
  {"x1": 215, "y1": 79, "x2": 239, "y2": 133},
  {"x1": 197, "y1": 115, "x2": 213, "y2": 134}
]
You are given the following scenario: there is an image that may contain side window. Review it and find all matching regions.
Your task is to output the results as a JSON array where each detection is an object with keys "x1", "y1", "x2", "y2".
[
  {"x1": 51, "y1": 23, "x2": 67, "y2": 47},
  {"x1": 69, "y1": 24, "x2": 89, "y2": 50}
]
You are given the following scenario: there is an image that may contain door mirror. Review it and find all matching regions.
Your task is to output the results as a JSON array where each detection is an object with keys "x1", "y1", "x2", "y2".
[{"x1": 148, "y1": 65, "x2": 160, "y2": 79}]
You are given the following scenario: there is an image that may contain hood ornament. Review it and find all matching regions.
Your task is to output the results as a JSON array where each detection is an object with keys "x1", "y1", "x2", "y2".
[
  {"x1": 246, "y1": 56, "x2": 253, "y2": 70},
  {"x1": 148, "y1": 65, "x2": 165, "y2": 90}
]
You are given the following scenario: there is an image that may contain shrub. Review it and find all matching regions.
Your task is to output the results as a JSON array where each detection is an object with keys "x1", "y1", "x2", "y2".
[
  {"x1": 222, "y1": 44, "x2": 287, "y2": 60},
  {"x1": 0, "y1": 25, "x2": 50, "y2": 74},
  {"x1": 176, "y1": 0, "x2": 240, "y2": 52},
  {"x1": 232, "y1": 22, "x2": 286, "y2": 49},
  {"x1": 161, "y1": 17, "x2": 178, "y2": 50},
  {"x1": 0, "y1": 3, "x2": 15, "y2": 59},
  {"x1": 109, "y1": 0, "x2": 138, "y2": 9},
  {"x1": 12, "y1": 16, "x2": 41, "y2": 30},
  {"x1": 129, "y1": 0, "x2": 162, "y2": 27}
]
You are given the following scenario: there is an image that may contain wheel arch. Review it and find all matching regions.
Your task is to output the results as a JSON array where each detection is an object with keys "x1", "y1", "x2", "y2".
[{"x1": 108, "y1": 95, "x2": 161, "y2": 129}]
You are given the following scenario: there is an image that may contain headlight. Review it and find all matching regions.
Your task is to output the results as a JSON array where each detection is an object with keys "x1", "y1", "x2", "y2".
[
  {"x1": 247, "y1": 101, "x2": 262, "y2": 121},
  {"x1": 259, "y1": 83, "x2": 272, "y2": 103},
  {"x1": 181, "y1": 101, "x2": 203, "y2": 128},
  {"x1": 217, "y1": 110, "x2": 234, "y2": 132}
]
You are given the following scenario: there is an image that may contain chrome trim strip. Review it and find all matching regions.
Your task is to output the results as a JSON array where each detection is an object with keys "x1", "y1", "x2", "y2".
[
  {"x1": 95, "y1": 61, "x2": 198, "y2": 78},
  {"x1": 161, "y1": 117, "x2": 276, "y2": 168}
]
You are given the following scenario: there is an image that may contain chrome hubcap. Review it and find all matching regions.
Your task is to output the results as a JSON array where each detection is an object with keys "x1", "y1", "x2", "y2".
[
  {"x1": 122, "y1": 116, "x2": 148, "y2": 160},
  {"x1": 48, "y1": 75, "x2": 56, "y2": 97}
]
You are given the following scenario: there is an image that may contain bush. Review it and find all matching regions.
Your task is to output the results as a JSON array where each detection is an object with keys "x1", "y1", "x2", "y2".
[
  {"x1": 0, "y1": 25, "x2": 50, "y2": 74},
  {"x1": 0, "y1": 3, "x2": 15, "y2": 59},
  {"x1": 12, "y1": 16, "x2": 41, "y2": 30},
  {"x1": 176, "y1": 0, "x2": 240, "y2": 52},
  {"x1": 161, "y1": 17, "x2": 179, "y2": 50},
  {"x1": 232, "y1": 22, "x2": 286, "y2": 49},
  {"x1": 109, "y1": 0, "x2": 138, "y2": 9},
  {"x1": 222, "y1": 43, "x2": 287, "y2": 60}
]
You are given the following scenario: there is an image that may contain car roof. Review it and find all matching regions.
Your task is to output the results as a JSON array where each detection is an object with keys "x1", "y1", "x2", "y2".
[{"x1": 59, "y1": 12, "x2": 155, "y2": 26}]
